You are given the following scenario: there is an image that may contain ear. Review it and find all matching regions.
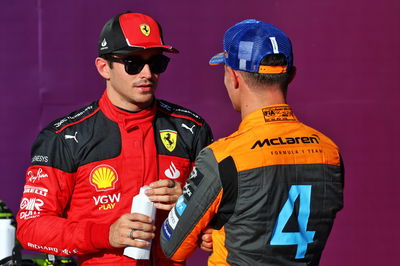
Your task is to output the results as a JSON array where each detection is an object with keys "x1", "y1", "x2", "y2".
[
  {"x1": 95, "y1": 57, "x2": 111, "y2": 80},
  {"x1": 226, "y1": 66, "x2": 240, "y2": 89},
  {"x1": 288, "y1": 66, "x2": 297, "y2": 84}
]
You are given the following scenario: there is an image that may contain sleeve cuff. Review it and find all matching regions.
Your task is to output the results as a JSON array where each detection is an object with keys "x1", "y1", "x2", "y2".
[{"x1": 87, "y1": 222, "x2": 112, "y2": 250}]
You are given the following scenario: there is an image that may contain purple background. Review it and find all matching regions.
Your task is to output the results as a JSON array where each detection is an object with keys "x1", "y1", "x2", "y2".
[{"x1": 1, "y1": 0, "x2": 399, "y2": 265}]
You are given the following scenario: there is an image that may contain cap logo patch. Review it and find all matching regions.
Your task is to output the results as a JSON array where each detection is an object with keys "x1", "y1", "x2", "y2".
[
  {"x1": 238, "y1": 41, "x2": 253, "y2": 70},
  {"x1": 269, "y1": 37, "x2": 279, "y2": 54},
  {"x1": 140, "y1": 24, "x2": 151, "y2": 36},
  {"x1": 100, "y1": 38, "x2": 108, "y2": 50}
]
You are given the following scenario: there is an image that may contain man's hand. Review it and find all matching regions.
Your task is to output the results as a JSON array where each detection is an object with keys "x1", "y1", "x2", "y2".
[
  {"x1": 109, "y1": 213, "x2": 155, "y2": 248},
  {"x1": 199, "y1": 227, "x2": 213, "y2": 252},
  {"x1": 145, "y1": 179, "x2": 182, "y2": 211}
]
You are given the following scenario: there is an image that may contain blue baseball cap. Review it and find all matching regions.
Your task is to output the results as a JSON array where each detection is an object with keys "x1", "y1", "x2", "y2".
[{"x1": 209, "y1": 19, "x2": 293, "y2": 74}]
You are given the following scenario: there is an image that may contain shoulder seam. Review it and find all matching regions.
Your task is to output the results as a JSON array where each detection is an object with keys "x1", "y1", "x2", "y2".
[
  {"x1": 55, "y1": 107, "x2": 100, "y2": 134},
  {"x1": 158, "y1": 108, "x2": 203, "y2": 126}
]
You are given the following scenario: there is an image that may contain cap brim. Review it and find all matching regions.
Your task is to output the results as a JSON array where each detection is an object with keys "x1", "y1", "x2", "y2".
[
  {"x1": 209, "y1": 52, "x2": 225, "y2": 65},
  {"x1": 112, "y1": 45, "x2": 179, "y2": 55}
]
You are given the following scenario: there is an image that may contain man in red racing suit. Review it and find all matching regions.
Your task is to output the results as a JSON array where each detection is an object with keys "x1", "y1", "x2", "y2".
[{"x1": 16, "y1": 12, "x2": 213, "y2": 266}]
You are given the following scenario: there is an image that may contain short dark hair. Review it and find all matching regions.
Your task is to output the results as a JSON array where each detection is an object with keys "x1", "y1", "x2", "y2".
[
  {"x1": 101, "y1": 54, "x2": 115, "y2": 69},
  {"x1": 241, "y1": 54, "x2": 294, "y2": 94}
]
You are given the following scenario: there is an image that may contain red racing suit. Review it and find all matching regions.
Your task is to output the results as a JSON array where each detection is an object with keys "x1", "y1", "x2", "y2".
[
  {"x1": 16, "y1": 92, "x2": 213, "y2": 265},
  {"x1": 161, "y1": 105, "x2": 344, "y2": 265}
]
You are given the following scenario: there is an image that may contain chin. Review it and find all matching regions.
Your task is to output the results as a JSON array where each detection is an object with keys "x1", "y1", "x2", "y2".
[{"x1": 135, "y1": 95, "x2": 155, "y2": 106}]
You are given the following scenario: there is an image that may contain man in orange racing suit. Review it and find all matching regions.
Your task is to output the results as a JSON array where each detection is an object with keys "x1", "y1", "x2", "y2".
[
  {"x1": 16, "y1": 12, "x2": 213, "y2": 265},
  {"x1": 161, "y1": 19, "x2": 344, "y2": 265}
]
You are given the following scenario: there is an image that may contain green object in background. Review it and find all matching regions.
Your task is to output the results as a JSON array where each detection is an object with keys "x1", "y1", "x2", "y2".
[
  {"x1": 0, "y1": 200, "x2": 14, "y2": 219},
  {"x1": 32, "y1": 259, "x2": 53, "y2": 266},
  {"x1": 32, "y1": 257, "x2": 76, "y2": 266}
]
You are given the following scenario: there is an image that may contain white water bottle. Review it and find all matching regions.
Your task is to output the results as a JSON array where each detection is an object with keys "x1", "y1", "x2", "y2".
[
  {"x1": 123, "y1": 186, "x2": 156, "y2": 260},
  {"x1": 0, "y1": 200, "x2": 15, "y2": 262}
]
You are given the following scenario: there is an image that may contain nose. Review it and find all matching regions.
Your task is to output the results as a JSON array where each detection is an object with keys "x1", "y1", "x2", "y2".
[{"x1": 139, "y1": 64, "x2": 152, "y2": 78}]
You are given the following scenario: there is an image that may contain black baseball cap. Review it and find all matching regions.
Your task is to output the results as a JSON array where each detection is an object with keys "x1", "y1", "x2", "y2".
[{"x1": 98, "y1": 12, "x2": 179, "y2": 56}]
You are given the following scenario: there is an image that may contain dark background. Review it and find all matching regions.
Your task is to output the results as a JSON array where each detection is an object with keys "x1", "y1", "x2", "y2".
[{"x1": 1, "y1": 0, "x2": 399, "y2": 265}]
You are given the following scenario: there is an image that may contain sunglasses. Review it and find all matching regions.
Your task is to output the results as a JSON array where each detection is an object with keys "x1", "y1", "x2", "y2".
[{"x1": 105, "y1": 54, "x2": 170, "y2": 75}]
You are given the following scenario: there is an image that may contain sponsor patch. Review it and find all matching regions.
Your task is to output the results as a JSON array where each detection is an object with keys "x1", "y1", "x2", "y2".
[
  {"x1": 162, "y1": 220, "x2": 173, "y2": 241},
  {"x1": 188, "y1": 167, "x2": 204, "y2": 186},
  {"x1": 24, "y1": 185, "x2": 48, "y2": 197},
  {"x1": 27, "y1": 242, "x2": 58, "y2": 253},
  {"x1": 183, "y1": 183, "x2": 194, "y2": 201},
  {"x1": 159, "y1": 101, "x2": 172, "y2": 111},
  {"x1": 238, "y1": 41, "x2": 253, "y2": 70},
  {"x1": 100, "y1": 38, "x2": 108, "y2": 50},
  {"x1": 20, "y1": 198, "x2": 44, "y2": 211},
  {"x1": 89, "y1": 165, "x2": 118, "y2": 192},
  {"x1": 27, "y1": 168, "x2": 48, "y2": 183},
  {"x1": 140, "y1": 24, "x2": 151, "y2": 36},
  {"x1": 167, "y1": 209, "x2": 179, "y2": 229},
  {"x1": 175, "y1": 196, "x2": 187, "y2": 216},
  {"x1": 251, "y1": 134, "x2": 320, "y2": 149},
  {"x1": 19, "y1": 211, "x2": 40, "y2": 220},
  {"x1": 31, "y1": 155, "x2": 49, "y2": 163},
  {"x1": 93, "y1": 193, "x2": 121, "y2": 210},
  {"x1": 64, "y1": 131, "x2": 79, "y2": 143},
  {"x1": 160, "y1": 130, "x2": 177, "y2": 152},
  {"x1": 19, "y1": 197, "x2": 44, "y2": 220},
  {"x1": 181, "y1": 123, "x2": 196, "y2": 134},
  {"x1": 262, "y1": 106, "x2": 296, "y2": 123},
  {"x1": 164, "y1": 161, "x2": 181, "y2": 179},
  {"x1": 54, "y1": 105, "x2": 93, "y2": 128},
  {"x1": 175, "y1": 108, "x2": 200, "y2": 119}
]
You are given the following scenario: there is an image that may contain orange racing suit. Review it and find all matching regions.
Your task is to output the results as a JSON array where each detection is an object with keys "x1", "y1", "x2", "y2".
[{"x1": 161, "y1": 104, "x2": 344, "y2": 265}]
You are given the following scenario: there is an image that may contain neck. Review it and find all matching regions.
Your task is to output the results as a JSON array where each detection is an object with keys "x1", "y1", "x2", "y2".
[
  {"x1": 240, "y1": 84, "x2": 286, "y2": 119},
  {"x1": 106, "y1": 88, "x2": 154, "y2": 112}
]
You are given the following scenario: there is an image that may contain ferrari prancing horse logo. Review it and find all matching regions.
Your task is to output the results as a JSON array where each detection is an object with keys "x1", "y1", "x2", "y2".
[
  {"x1": 160, "y1": 129, "x2": 177, "y2": 152},
  {"x1": 140, "y1": 24, "x2": 151, "y2": 36}
]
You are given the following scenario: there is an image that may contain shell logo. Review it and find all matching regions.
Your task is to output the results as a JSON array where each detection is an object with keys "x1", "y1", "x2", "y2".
[{"x1": 89, "y1": 165, "x2": 118, "y2": 192}]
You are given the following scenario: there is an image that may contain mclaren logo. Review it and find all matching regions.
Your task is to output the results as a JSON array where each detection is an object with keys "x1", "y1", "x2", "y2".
[
  {"x1": 90, "y1": 165, "x2": 118, "y2": 191},
  {"x1": 140, "y1": 24, "x2": 151, "y2": 36},
  {"x1": 251, "y1": 134, "x2": 320, "y2": 149},
  {"x1": 160, "y1": 130, "x2": 177, "y2": 152}
]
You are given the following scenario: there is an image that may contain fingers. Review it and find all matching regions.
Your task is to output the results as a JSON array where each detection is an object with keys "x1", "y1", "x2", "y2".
[
  {"x1": 125, "y1": 213, "x2": 153, "y2": 224},
  {"x1": 145, "y1": 180, "x2": 183, "y2": 210},
  {"x1": 202, "y1": 227, "x2": 214, "y2": 234},
  {"x1": 200, "y1": 241, "x2": 213, "y2": 252},
  {"x1": 148, "y1": 179, "x2": 177, "y2": 189},
  {"x1": 148, "y1": 194, "x2": 179, "y2": 204},
  {"x1": 129, "y1": 220, "x2": 155, "y2": 233},
  {"x1": 199, "y1": 227, "x2": 213, "y2": 252},
  {"x1": 109, "y1": 213, "x2": 156, "y2": 248},
  {"x1": 153, "y1": 202, "x2": 175, "y2": 211},
  {"x1": 128, "y1": 228, "x2": 155, "y2": 241}
]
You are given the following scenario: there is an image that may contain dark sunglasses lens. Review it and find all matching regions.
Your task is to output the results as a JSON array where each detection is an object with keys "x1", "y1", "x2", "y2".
[
  {"x1": 124, "y1": 58, "x2": 145, "y2": 75},
  {"x1": 123, "y1": 55, "x2": 170, "y2": 75},
  {"x1": 149, "y1": 55, "x2": 170, "y2": 74}
]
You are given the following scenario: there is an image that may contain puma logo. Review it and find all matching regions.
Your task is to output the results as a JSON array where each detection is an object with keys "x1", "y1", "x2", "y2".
[
  {"x1": 181, "y1": 123, "x2": 195, "y2": 134},
  {"x1": 65, "y1": 132, "x2": 78, "y2": 143}
]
